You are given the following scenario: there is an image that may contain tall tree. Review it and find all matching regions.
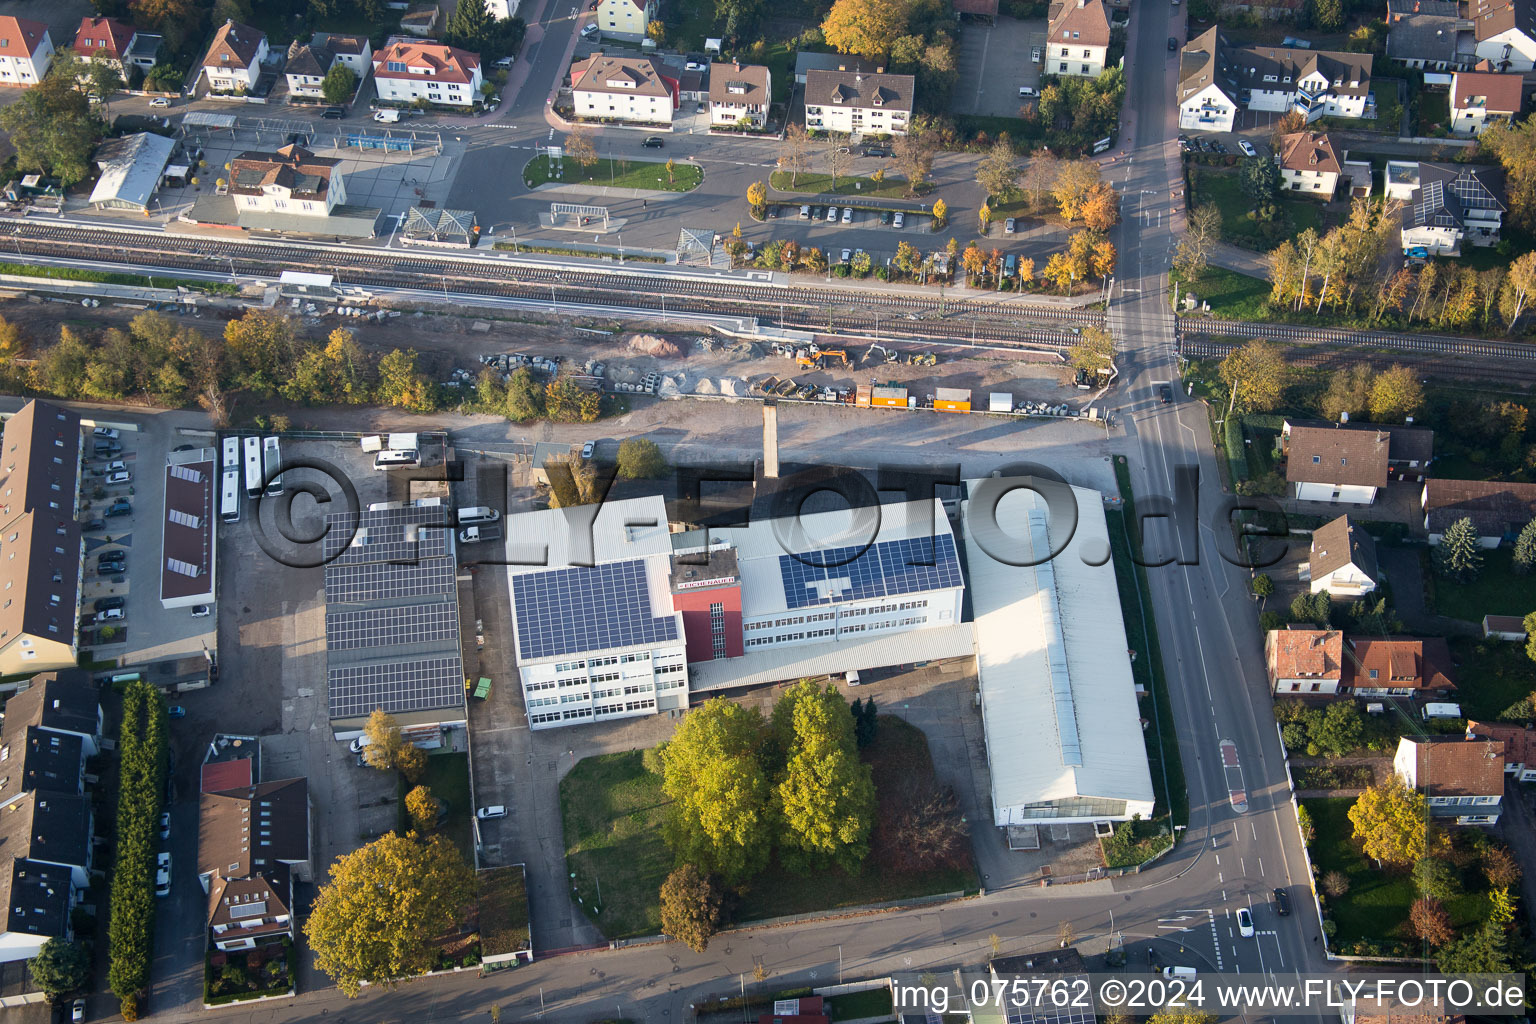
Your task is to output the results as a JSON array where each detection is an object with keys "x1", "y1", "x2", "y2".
[
  {"x1": 1499, "y1": 250, "x2": 1536, "y2": 332},
  {"x1": 891, "y1": 132, "x2": 935, "y2": 195},
  {"x1": 1021, "y1": 149, "x2": 1059, "y2": 211},
  {"x1": 1513, "y1": 517, "x2": 1536, "y2": 573},
  {"x1": 1269, "y1": 109, "x2": 1306, "y2": 150},
  {"x1": 1218, "y1": 339, "x2": 1287, "y2": 413},
  {"x1": 1174, "y1": 205, "x2": 1221, "y2": 283},
  {"x1": 975, "y1": 139, "x2": 1019, "y2": 201},
  {"x1": 375, "y1": 349, "x2": 437, "y2": 413},
  {"x1": 658, "y1": 864, "x2": 722, "y2": 953},
  {"x1": 1367, "y1": 363, "x2": 1424, "y2": 422},
  {"x1": 0, "y1": 70, "x2": 104, "y2": 186},
  {"x1": 772, "y1": 681, "x2": 876, "y2": 873},
  {"x1": 404, "y1": 785, "x2": 439, "y2": 833},
  {"x1": 223, "y1": 310, "x2": 297, "y2": 398},
  {"x1": 660, "y1": 698, "x2": 772, "y2": 882},
  {"x1": 322, "y1": 63, "x2": 358, "y2": 105},
  {"x1": 823, "y1": 134, "x2": 852, "y2": 188},
  {"x1": 1067, "y1": 325, "x2": 1115, "y2": 375},
  {"x1": 304, "y1": 832, "x2": 476, "y2": 996},
  {"x1": 27, "y1": 938, "x2": 91, "y2": 1001},
  {"x1": 1437, "y1": 921, "x2": 1515, "y2": 973},
  {"x1": 362, "y1": 710, "x2": 407, "y2": 770},
  {"x1": 1050, "y1": 159, "x2": 1101, "y2": 222},
  {"x1": 1479, "y1": 119, "x2": 1536, "y2": 232},
  {"x1": 1321, "y1": 364, "x2": 1373, "y2": 421},
  {"x1": 1434, "y1": 517, "x2": 1484, "y2": 582},
  {"x1": 564, "y1": 128, "x2": 597, "y2": 168},
  {"x1": 1241, "y1": 157, "x2": 1280, "y2": 222},
  {"x1": 1080, "y1": 182, "x2": 1119, "y2": 231},
  {"x1": 1348, "y1": 777, "x2": 1433, "y2": 866},
  {"x1": 616, "y1": 438, "x2": 667, "y2": 479},
  {"x1": 446, "y1": 0, "x2": 492, "y2": 48},
  {"x1": 777, "y1": 124, "x2": 811, "y2": 187},
  {"x1": 820, "y1": 0, "x2": 912, "y2": 57},
  {"x1": 1410, "y1": 896, "x2": 1454, "y2": 946},
  {"x1": 503, "y1": 367, "x2": 544, "y2": 420}
]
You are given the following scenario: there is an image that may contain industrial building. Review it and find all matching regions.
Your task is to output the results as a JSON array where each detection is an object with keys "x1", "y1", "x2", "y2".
[
  {"x1": 160, "y1": 447, "x2": 217, "y2": 609},
  {"x1": 963, "y1": 479, "x2": 1155, "y2": 826},
  {"x1": 321, "y1": 500, "x2": 465, "y2": 739}
]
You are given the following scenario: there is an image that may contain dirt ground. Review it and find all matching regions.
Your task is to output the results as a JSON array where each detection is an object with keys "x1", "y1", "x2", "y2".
[{"x1": 1, "y1": 297, "x2": 1084, "y2": 411}]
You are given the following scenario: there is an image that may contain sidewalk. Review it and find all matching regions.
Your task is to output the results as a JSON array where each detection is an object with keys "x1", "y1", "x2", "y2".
[{"x1": 1209, "y1": 241, "x2": 1269, "y2": 278}]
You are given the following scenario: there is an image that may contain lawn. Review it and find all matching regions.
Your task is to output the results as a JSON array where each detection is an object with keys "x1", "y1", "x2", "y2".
[
  {"x1": 1301, "y1": 797, "x2": 1417, "y2": 944},
  {"x1": 560, "y1": 718, "x2": 978, "y2": 940},
  {"x1": 400, "y1": 752, "x2": 474, "y2": 862},
  {"x1": 560, "y1": 751, "x2": 673, "y2": 939},
  {"x1": 768, "y1": 171, "x2": 930, "y2": 199},
  {"x1": 1445, "y1": 635, "x2": 1536, "y2": 721},
  {"x1": 1191, "y1": 171, "x2": 1328, "y2": 249},
  {"x1": 828, "y1": 989, "x2": 894, "y2": 1021},
  {"x1": 522, "y1": 154, "x2": 702, "y2": 192},
  {"x1": 476, "y1": 865, "x2": 532, "y2": 960},
  {"x1": 1415, "y1": 90, "x2": 1450, "y2": 136},
  {"x1": 1170, "y1": 265, "x2": 1272, "y2": 322},
  {"x1": 1426, "y1": 547, "x2": 1535, "y2": 623}
]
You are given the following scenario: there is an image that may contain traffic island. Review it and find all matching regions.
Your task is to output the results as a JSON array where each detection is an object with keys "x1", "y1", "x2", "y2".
[{"x1": 522, "y1": 154, "x2": 702, "y2": 192}]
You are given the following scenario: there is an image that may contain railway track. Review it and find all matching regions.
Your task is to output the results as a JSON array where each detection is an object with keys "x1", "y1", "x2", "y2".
[
  {"x1": 3, "y1": 220, "x2": 1102, "y2": 346},
  {"x1": 1180, "y1": 315, "x2": 1536, "y2": 362},
  {"x1": 1181, "y1": 337, "x2": 1536, "y2": 385}
]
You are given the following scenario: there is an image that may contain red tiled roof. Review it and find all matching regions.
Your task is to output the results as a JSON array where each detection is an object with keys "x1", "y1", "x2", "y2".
[
  {"x1": 1285, "y1": 425, "x2": 1390, "y2": 487},
  {"x1": 73, "y1": 17, "x2": 135, "y2": 60},
  {"x1": 201, "y1": 20, "x2": 265, "y2": 70},
  {"x1": 1407, "y1": 737, "x2": 1505, "y2": 797},
  {"x1": 1452, "y1": 70, "x2": 1525, "y2": 113},
  {"x1": 1049, "y1": 0, "x2": 1112, "y2": 48},
  {"x1": 372, "y1": 39, "x2": 479, "y2": 84},
  {"x1": 0, "y1": 16, "x2": 50, "y2": 56},
  {"x1": 1343, "y1": 636, "x2": 1456, "y2": 691},
  {"x1": 1467, "y1": 720, "x2": 1536, "y2": 767},
  {"x1": 1266, "y1": 629, "x2": 1344, "y2": 681}
]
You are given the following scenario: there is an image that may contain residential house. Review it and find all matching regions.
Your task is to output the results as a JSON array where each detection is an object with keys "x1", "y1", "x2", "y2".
[
  {"x1": 71, "y1": 17, "x2": 141, "y2": 72},
  {"x1": 229, "y1": 144, "x2": 347, "y2": 217},
  {"x1": 1308, "y1": 514, "x2": 1379, "y2": 596},
  {"x1": 1482, "y1": 614, "x2": 1529, "y2": 640},
  {"x1": 485, "y1": 0, "x2": 518, "y2": 18},
  {"x1": 1451, "y1": 69, "x2": 1524, "y2": 131},
  {"x1": 0, "y1": 793, "x2": 93, "y2": 888},
  {"x1": 284, "y1": 40, "x2": 333, "y2": 98},
  {"x1": 1343, "y1": 636, "x2": 1456, "y2": 696},
  {"x1": 1392, "y1": 161, "x2": 1506, "y2": 253},
  {"x1": 792, "y1": 52, "x2": 874, "y2": 85},
  {"x1": 570, "y1": 54, "x2": 678, "y2": 125},
  {"x1": 1422, "y1": 478, "x2": 1536, "y2": 545},
  {"x1": 803, "y1": 69, "x2": 914, "y2": 135},
  {"x1": 1387, "y1": 0, "x2": 1476, "y2": 70},
  {"x1": 1394, "y1": 736, "x2": 1505, "y2": 825},
  {"x1": 1467, "y1": 721, "x2": 1536, "y2": 780},
  {"x1": 372, "y1": 39, "x2": 482, "y2": 108},
  {"x1": 312, "y1": 32, "x2": 371, "y2": 80},
  {"x1": 1179, "y1": 27, "x2": 1238, "y2": 131},
  {"x1": 595, "y1": 0, "x2": 655, "y2": 42},
  {"x1": 1282, "y1": 417, "x2": 1433, "y2": 478},
  {"x1": 1235, "y1": 43, "x2": 1373, "y2": 122},
  {"x1": 199, "y1": 20, "x2": 268, "y2": 94},
  {"x1": 1283, "y1": 424, "x2": 1390, "y2": 504},
  {"x1": 198, "y1": 777, "x2": 311, "y2": 951},
  {"x1": 0, "y1": 17, "x2": 54, "y2": 88},
  {"x1": 0, "y1": 401, "x2": 83, "y2": 679},
  {"x1": 1277, "y1": 131, "x2": 1343, "y2": 197},
  {"x1": 1046, "y1": 0, "x2": 1112, "y2": 78},
  {"x1": 1470, "y1": 0, "x2": 1536, "y2": 70},
  {"x1": 399, "y1": 5, "x2": 440, "y2": 36},
  {"x1": 0, "y1": 671, "x2": 102, "y2": 758},
  {"x1": 1266, "y1": 628, "x2": 1345, "y2": 694},
  {"x1": 0, "y1": 857, "x2": 77, "y2": 964},
  {"x1": 709, "y1": 61, "x2": 770, "y2": 129}
]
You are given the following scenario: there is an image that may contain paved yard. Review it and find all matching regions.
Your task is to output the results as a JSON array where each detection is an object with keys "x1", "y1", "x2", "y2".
[{"x1": 954, "y1": 17, "x2": 1043, "y2": 118}]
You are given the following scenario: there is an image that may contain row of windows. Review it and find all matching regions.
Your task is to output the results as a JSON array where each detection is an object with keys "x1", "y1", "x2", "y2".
[
  {"x1": 591, "y1": 671, "x2": 621, "y2": 685},
  {"x1": 527, "y1": 679, "x2": 557, "y2": 692},
  {"x1": 658, "y1": 663, "x2": 685, "y2": 676},
  {"x1": 621, "y1": 652, "x2": 651, "y2": 663},
  {"x1": 529, "y1": 695, "x2": 560, "y2": 708}
]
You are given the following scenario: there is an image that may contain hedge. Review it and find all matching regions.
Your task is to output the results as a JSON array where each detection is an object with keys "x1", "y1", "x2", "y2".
[
  {"x1": 0, "y1": 261, "x2": 238, "y2": 295},
  {"x1": 1224, "y1": 415, "x2": 1250, "y2": 481},
  {"x1": 107, "y1": 682, "x2": 168, "y2": 1018},
  {"x1": 491, "y1": 242, "x2": 666, "y2": 263}
]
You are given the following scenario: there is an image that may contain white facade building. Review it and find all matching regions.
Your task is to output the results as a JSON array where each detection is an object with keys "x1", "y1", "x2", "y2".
[
  {"x1": 1046, "y1": 0, "x2": 1111, "y2": 78},
  {"x1": 0, "y1": 17, "x2": 54, "y2": 88},
  {"x1": 372, "y1": 39, "x2": 482, "y2": 107},
  {"x1": 1394, "y1": 736, "x2": 1505, "y2": 825},
  {"x1": 803, "y1": 69, "x2": 914, "y2": 136},
  {"x1": 709, "y1": 61, "x2": 771, "y2": 128},
  {"x1": 1471, "y1": 0, "x2": 1536, "y2": 70},
  {"x1": 594, "y1": 0, "x2": 655, "y2": 42},
  {"x1": 570, "y1": 54, "x2": 677, "y2": 124},
  {"x1": 1278, "y1": 131, "x2": 1343, "y2": 197},
  {"x1": 199, "y1": 20, "x2": 267, "y2": 93},
  {"x1": 964, "y1": 479, "x2": 1155, "y2": 826}
]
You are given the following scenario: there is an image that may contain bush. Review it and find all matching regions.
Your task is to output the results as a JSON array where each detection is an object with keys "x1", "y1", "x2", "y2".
[
  {"x1": 107, "y1": 683, "x2": 168, "y2": 1010},
  {"x1": 1225, "y1": 415, "x2": 1250, "y2": 480}
]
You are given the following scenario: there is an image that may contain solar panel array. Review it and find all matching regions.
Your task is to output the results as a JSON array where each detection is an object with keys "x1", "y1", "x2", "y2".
[
  {"x1": 323, "y1": 505, "x2": 452, "y2": 563},
  {"x1": 1004, "y1": 999, "x2": 1095, "y2": 1024},
  {"x1": 778, "y1": 534, "x2": 963, "y2": 609},
  {"x1": 512, "y1": 559, "x2": 679, "y2": 660},
  {"x1": 326, "y1": 601, "x2": 460, "y2": 651},
  {"x1": 327, "y1": 653, "x2": 464, "y2": 718},
  {"x1": 324, "y1": 558, "x2": 456, "y2": 604}
]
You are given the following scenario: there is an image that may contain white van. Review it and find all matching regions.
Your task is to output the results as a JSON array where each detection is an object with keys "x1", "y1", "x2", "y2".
[
  {"x1": 457, "y1": 506, "x2": 501, "y2": 525},
  {"x1": 1422, "y1": 702, "x2": 1463, "y2": 720},
  {"x1": 373, "y1": 449, "x2": 419, "y2": 470},
  {"x1": 1163, "y1": 967, "x2": 1197, "y2": 979},
  {"x1": 373, "y1": 109, "x2": 401, "y2": 124}
]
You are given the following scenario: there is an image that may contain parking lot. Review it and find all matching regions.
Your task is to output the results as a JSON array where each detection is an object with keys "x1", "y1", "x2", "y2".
[
  {"x1": 954, "y1": 16, "x2": 1044, "y2": 118},
  {"x1": 75, "y1": 419, "x2": 217, "y2": 671}
]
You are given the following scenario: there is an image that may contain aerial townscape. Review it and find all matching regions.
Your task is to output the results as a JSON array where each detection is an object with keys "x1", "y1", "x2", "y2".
[{"x1": 2, "y1": 0, "x2": 1536, "y2": 1019}]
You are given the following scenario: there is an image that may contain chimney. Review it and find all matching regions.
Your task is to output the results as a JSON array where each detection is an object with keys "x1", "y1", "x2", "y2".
[
  {"x1": 1340, "y1": 410, "x2": 1350, "y2": 423},
  {"x1": 876, "y1": 65, "x2": 885, "y2": 73},
  {"x1": 762, "y1": 400, "x2": 780, "y2": 479},
  {"x1": 734, "y1": 59, "x2": 740, "y2": 70}
]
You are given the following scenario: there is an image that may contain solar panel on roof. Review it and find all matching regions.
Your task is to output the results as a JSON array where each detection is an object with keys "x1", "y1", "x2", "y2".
[
  {"x1": 325, "y1": 601, "x2": 460, "y2": 650},
  {"x1": 323, "y1": 556, "x2": 456, "y2": 603},
  {"x1": 327, "y1": 653, "x2": 465, "y2": 718},
  {"x1": 323, "y1": 506, "x2": 452, "y2": 563},
  {"x1": 778, "y1": 534, "x2": 963, "y2": 609},
  {"x1": 511, "y1": 559, "x2": 679, "y2": 660}
]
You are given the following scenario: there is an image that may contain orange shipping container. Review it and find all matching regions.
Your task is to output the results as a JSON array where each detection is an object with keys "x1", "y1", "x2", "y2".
[
  {"x1": 870, "y1": 386, "x2": 907, "y2": 407},
  {"x1": 934, "y1": 387, "x2": 971, "y2": 413}
]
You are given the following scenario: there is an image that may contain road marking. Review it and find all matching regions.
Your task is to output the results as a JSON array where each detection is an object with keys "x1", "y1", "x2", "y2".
[
  {"x1": 1258, "y1": 857, "x2": 1265, "y2": 877},
  {"x1": 1206, "y1": 909, "x2": 1224, "y2": 970}
]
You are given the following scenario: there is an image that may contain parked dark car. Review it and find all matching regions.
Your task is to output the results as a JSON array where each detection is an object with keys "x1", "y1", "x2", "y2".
[
  {"x1": 322, "y1": 107, "x2": 346, "y2": 119},
  {"x1": 1169, "y1": 36, "x2": 1178, "y2": 49},
  {"x1": 1273, "y1": 887, "x2": 1291, "y2": 916},
  {"x1": 105, "y1": 500, "x2": 132, "y2": 517},
  {"x1": 83, "y1": 518, "x2": 105, "y2": 532},
  {"x1": 95, "y1": 596, "x2": 125, "y2": 611}
]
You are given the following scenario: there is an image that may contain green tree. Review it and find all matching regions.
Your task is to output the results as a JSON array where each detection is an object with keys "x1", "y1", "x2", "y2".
[
  {"x1": 1314, "y1": 0, "x2": 1345, "y2": 29},
  {"x1": 1348, "y1": 778, "x2": 1432, "y2": 866},
  {"x1": 1289, "y1": 590, "x2": 1331, "y2": 627},
  {"x1": 1433, "y1": 517, "x2": 1484, "y2": 582},
  {"x1": 223, "y1": 310, "x2": 297, "y2": 398},
  {"x1": 405, "y1": 785, "x2": 439, "y2": 833},
  {"x1": 1512, "y1": 517, "x2": 1536, "y2": 573},
  {"x1": 375, "y1": 348, "x2": 437, "y2": 413},
  {"x1": 1066, "y1": 325, "x2": 1115, "y2": 376},
  {"x1": 772, "y1": 681, "x2": 876, "y2": 873},
  {"x1": 851, "y1": 249, "x2": 872, "y2": 276},
  {"x1": 322, "y1": 62, "x2": 358, "y2": 105},
  {"x1": 504, "y1": 367, "x2": 545, "y2": 421},
  {"x1": 362, "y1": 709, "x2": 406, "y2": 770},
  {"x1": 32, "y1": 326, "x2": 93, "y2": 399},
  {"x1": 660, "y1": 698, "x2": 772, "y2": 882},
  {"x1": 445, "y1": 0, "x2": 491, "y2": 48},
  {"x1": 27, "y1": 938, "x2": 91, "y2": 1001},
  {"x1": 658, "y1": 864, "x2": 722, "y2": 953},
  {"x1": 976, "y1": 138, "x2": 1019, "y2": 202},
  {"x1": 616, "y1": 437, "x2": 667, "y2": 479},
  {"x1": 87, "y1": 60, "x2": 126, "y2": 116},
  {"x1": 1526, "y1": 611, "x2": 1536, "y2": 664},
  {"x1": 0, "y1": 69, "x2": 104, "y2": 186},
  {"x1": 1219, "y1": 339, "x2": 1287, "y2": 413},
  {"x1": 1479, "y1": 118, "x2": 1536, "y2": 233},
  {"x1": 1437, "y1": 921, "x2": 1515, "y2": 973},
  {"x1": 304, "y1": 832, "x2": 476, "y2": 997},
  {"x1": 1367, "y1": 363, "x2": 1424, "y2": 422},
  {"x1": 1240, "y1": 156, "x2": 1280, "y2": 222},
  {"x1": 1321, "y1": 364, "x2": 1373, "y2": 422},
  {"x1": 1251, "y1": 574, "x2": 1274, "y2": 599},
  {"x1": 1314, "y1": 701, "x2": 1363, "y2": 756},
  {"x1": 1413, "y1": 856, "x2": 1461, "y2": 899}
]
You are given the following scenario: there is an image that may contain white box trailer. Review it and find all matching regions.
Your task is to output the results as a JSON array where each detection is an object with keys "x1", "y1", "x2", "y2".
[
  {"x1": 388, "y1": 432, "x2": 419, "y2": 451},
  {"x1": 989, "y1": 393, "x2": 1012, "y2": 413},
  {"x1": 360, "y1": 434, "x2": 384, "y2": 452}
]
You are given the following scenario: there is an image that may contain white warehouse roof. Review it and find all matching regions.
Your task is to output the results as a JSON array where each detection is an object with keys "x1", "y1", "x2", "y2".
[
  {"x1": 962, "y1": 480, "x2": 1154, "y2": 826},
  {"x1": 504, "y1": 494, "x2": 672, "y2": 573}
]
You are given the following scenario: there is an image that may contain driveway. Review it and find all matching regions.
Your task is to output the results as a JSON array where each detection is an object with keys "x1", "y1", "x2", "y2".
[{"x1": 1375, "y1": 545, "x2": 1478, "y2": 637}]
